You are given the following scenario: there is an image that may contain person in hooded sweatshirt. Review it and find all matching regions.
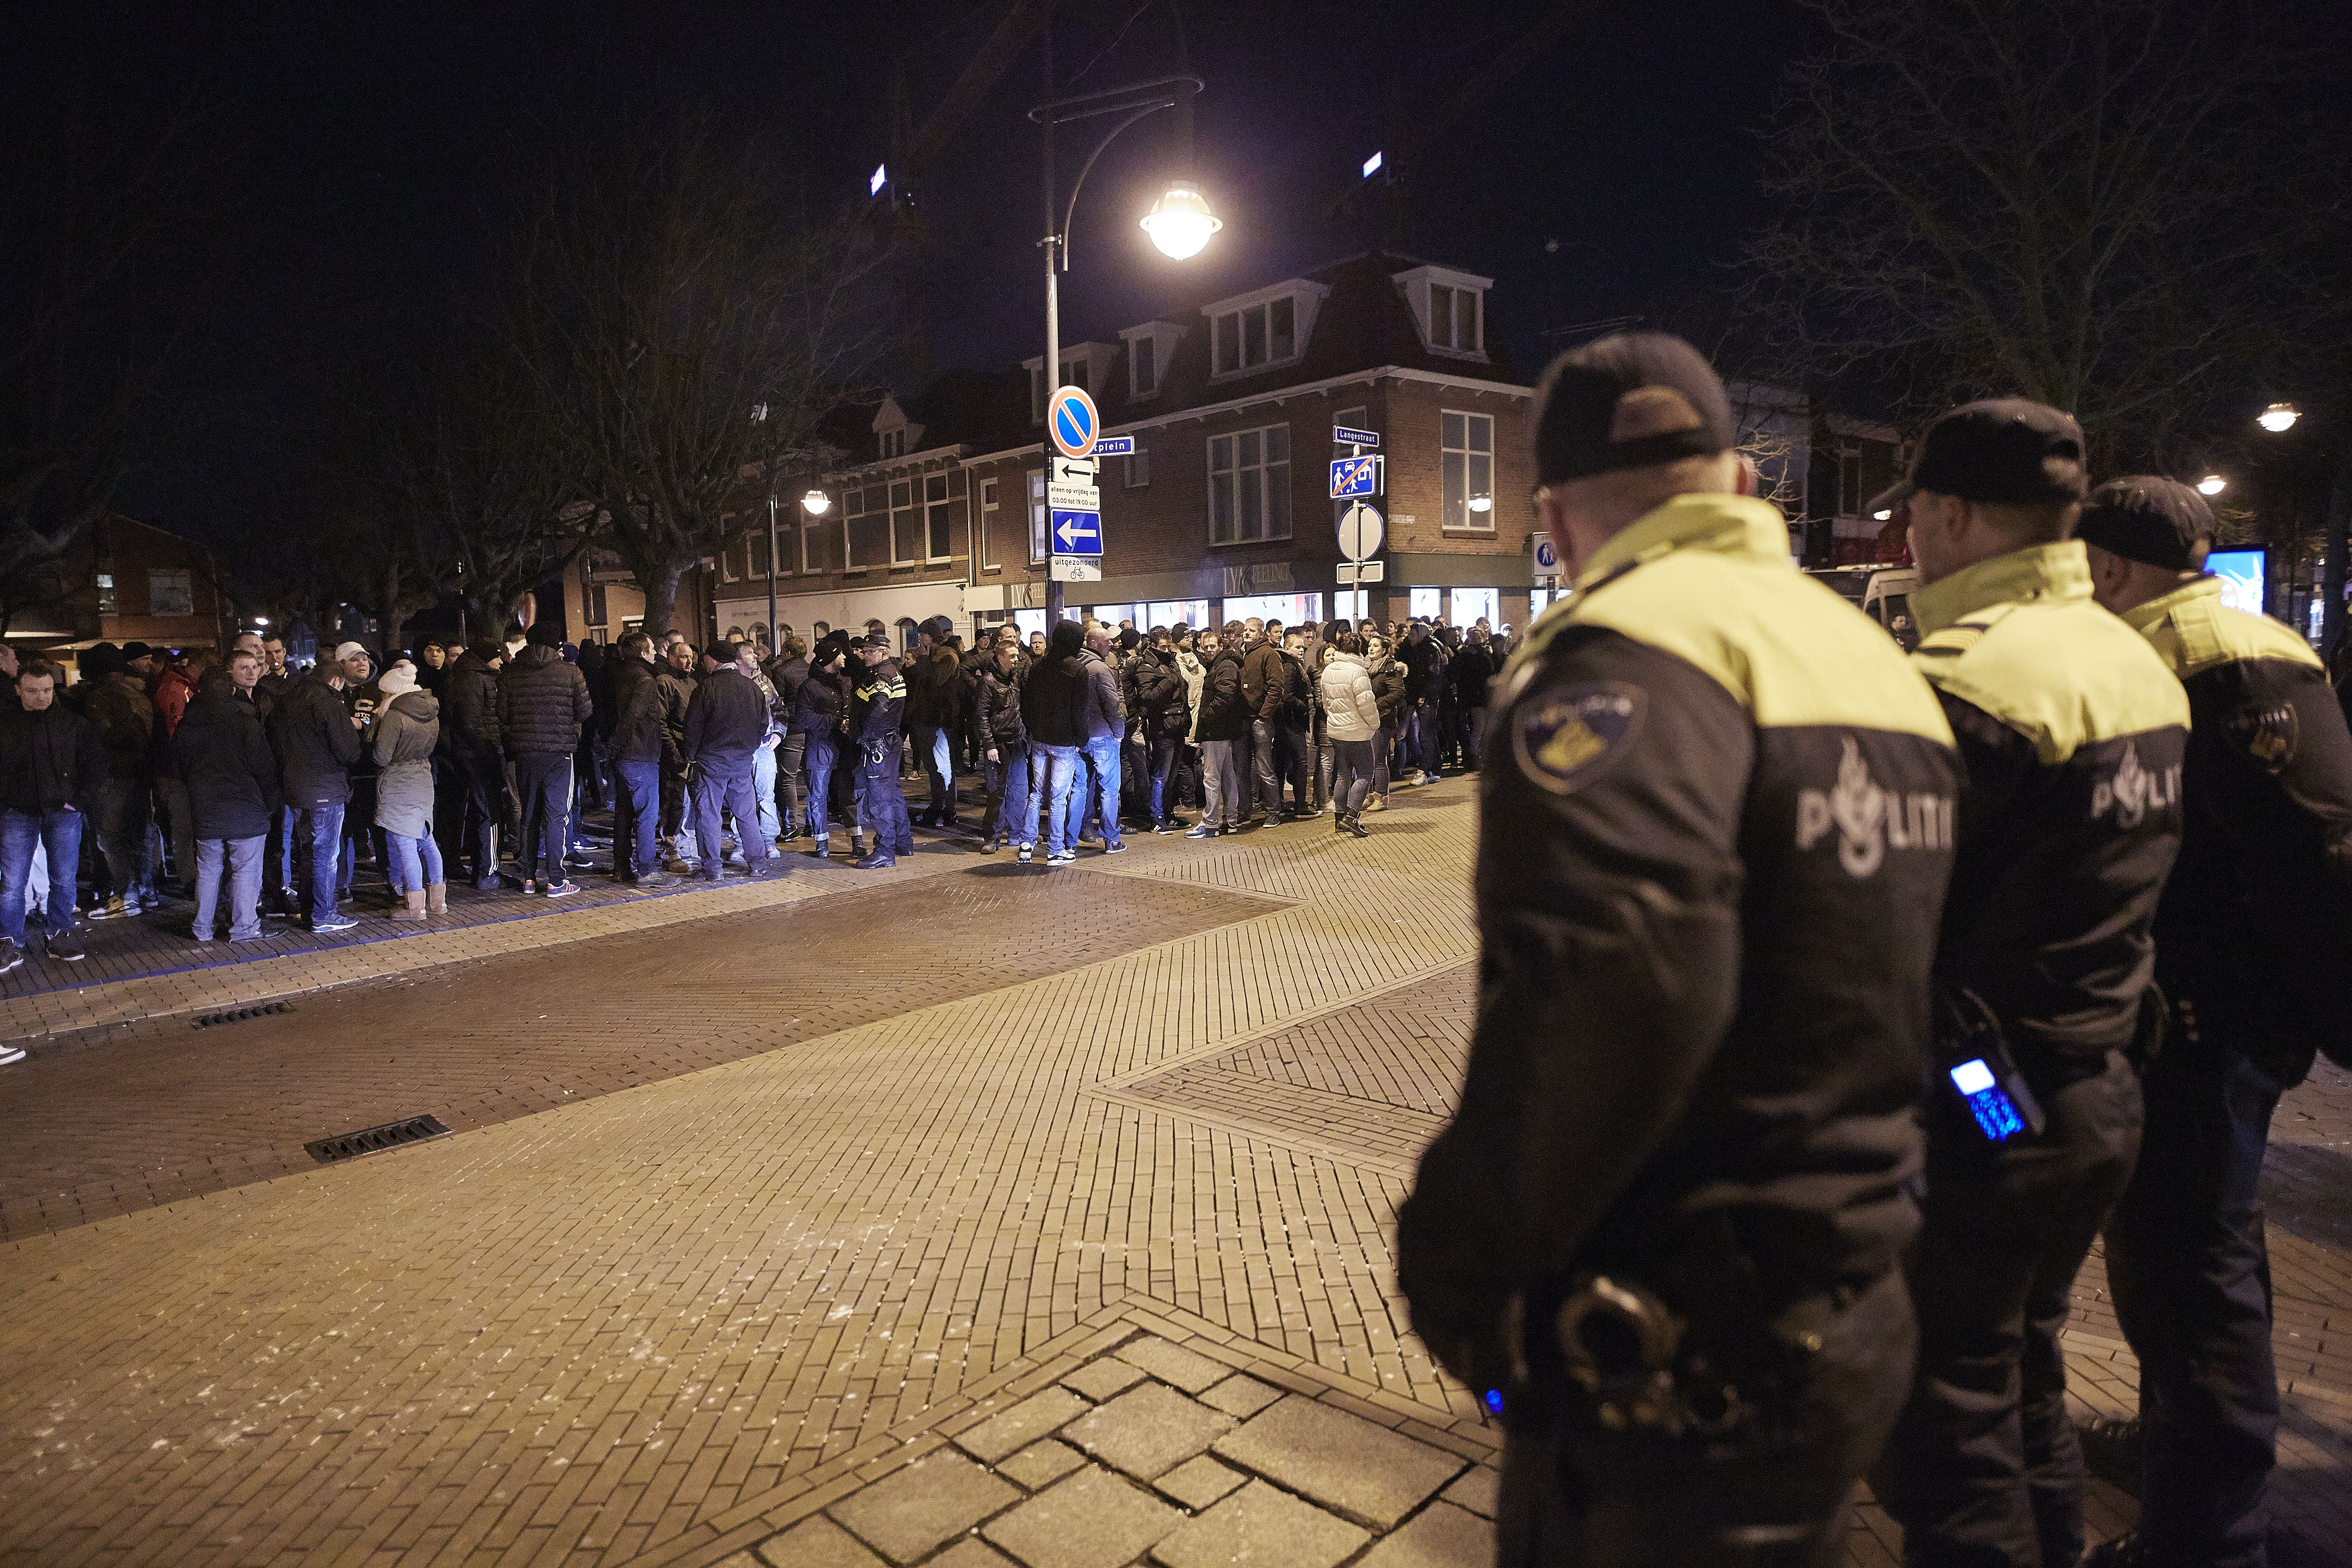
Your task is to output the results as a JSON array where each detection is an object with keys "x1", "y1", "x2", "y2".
[
  {"x1": 370, "y1": 660, "x2": 444, "y2": 920},
  {"x1": 172, "y1": 650, "x2": 283, "y2": 942}
]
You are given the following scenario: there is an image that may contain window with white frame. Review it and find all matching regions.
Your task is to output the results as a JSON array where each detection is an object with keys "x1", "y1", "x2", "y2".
[
  {"x1": 1131, "y1": 336, "x2": 1156, "y2": 397},
  {"x1": 1125, "y1": 441, "x2": 1150, "y2": 488},
  {"x1": 880, "y1": 428, "x2": 906, "y2": 459},
  {"x1": 980, "y1": 477, "x2": 1001, "y2": 571},
  {"x1": 1442, "y1": 410, "x2": 1496, "y2": 530},
  {"x1": 1028, "y1": 470, "x2": 1048, "y2": 561},
  {"x1": 802, "y1": 497, "x2": 836, "y2": 572},
  {"x1": 1427, "y1": 285, "x2": 1482, "y2": 353},
  {"x1": 1211, "y1": 296, "x2": 1296, "y2": 376},
  {"x1": 1146, "y1": 599, "x2": 1209, "y2": 629},
  {"x1": 923, "y1": 472, "x2": 962, "y2": 561},
  {"x1": 1452, "y1": 587, "x2": 1499, "y2": 628},
  {"x1": 149, "y1": 568, "x2": 193, "y2": 617},
  {"x1": 749, "y1": 532, "x2": 771, "y2": 579},
  {"x1": 1208, "y1": 423, "x2": 1292, "y2": 544},
  {"x1": 1409, "y1": 586, "x2": 1441, "y2": 620},
  {"x1": 890, "y1": 479, "x2": 921, "y2": 564}
]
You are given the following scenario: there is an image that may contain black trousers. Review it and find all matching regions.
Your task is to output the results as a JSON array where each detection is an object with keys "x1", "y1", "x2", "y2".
[
  {"x1": 1501, "y1": 1269, "x2": 1915, "y2": 1568},
  {"x1": 1877, "y1": 1049, "x2": 2143, "y2": 1568},
  {"x1": 456, "y1": 752, "x2": 506, "y2": 883},
  {"x1": 2104, "y1": 1018, "x2": 2290, "y2": 1568},
  {"x1": 512, "y1": 753, "x2": 571, "y2": 883}
]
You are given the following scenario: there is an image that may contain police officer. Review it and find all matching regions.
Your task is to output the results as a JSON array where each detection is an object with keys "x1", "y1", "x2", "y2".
[
  {"x1": 849, "y1": 633, "x2": 912, "y2": 869},
  {"x1": 2073, "y1": 478, "x2": 2352, "y2": 1568},
  {"x1": 1398, "y1": 333, "x2": 1961, "y2": 1566},
  {"x1": 1873, "y1": 406, "x2": 2189, "y2": 1568}
]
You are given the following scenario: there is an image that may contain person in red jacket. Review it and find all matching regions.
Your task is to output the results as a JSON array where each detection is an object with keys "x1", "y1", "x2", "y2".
[{"x1": 147, "y1": 649, "x2": 209, "y2": 896}]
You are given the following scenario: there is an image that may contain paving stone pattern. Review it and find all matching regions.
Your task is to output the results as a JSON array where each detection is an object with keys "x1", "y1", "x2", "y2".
[{"x1": 0, "y1": 772, "x2": 2345, "y2": 1567}]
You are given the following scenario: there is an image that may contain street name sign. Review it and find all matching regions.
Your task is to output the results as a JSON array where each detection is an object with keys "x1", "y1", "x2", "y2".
[
  {"x1": 1093, "y1": 435, "x2": 1135, "y2": 456},
  {"x1": 1333, "y1": 425, "x2": 1380, "y2": 448},
  {"x1": 1046, "y1": 481, "x2": 1101, "y2": 512},
  {"x1": 1048, "y1": 385, "x2": 1100, "y2": 459},
  {"x1": 1049, "y1": 510, "x2": 1103, "y2": 554},
  {"x1": 1330, "y1": 454, "x2": 1382, "y2": 500}
]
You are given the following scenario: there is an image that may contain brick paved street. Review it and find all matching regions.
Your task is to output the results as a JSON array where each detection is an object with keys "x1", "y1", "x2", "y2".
[{"x1": 1, "y1": 780, "x2": 2346, "y2": 1567}]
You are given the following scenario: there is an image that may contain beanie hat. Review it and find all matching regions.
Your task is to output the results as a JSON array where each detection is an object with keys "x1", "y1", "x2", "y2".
[
  {"x1": 468, "y1": 639, "x2": 506, "y2": 664},
  {"x1": 122, "y1": 641, "x2": 153, "y2": 660},
  {"x1": 526, "y1": 623, "x2": 562, "y2": 648},
  {"x1": 376, "y1": 662, "x2": 418, "y2": 698}
]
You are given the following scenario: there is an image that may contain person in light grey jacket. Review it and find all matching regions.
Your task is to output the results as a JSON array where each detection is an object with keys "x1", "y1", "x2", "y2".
[
  {"x1": 370, "y1": 662, "x2": 445, "y2": 920},
  {"x1": 1317, "y1": 634, "x2": 1382, "y2": 838}
]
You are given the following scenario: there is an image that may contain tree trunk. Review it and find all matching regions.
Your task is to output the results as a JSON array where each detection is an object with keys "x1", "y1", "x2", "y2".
[{"x1": 639, "y1": 560, "x2": 686, "y2": 638}]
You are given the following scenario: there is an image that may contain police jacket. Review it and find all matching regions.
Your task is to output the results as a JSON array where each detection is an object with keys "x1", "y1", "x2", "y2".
[
  {"x1": 497, "y1": 644, "x2": 593, "y2": 758},
  {"x1": 1913, "y1": 541, "x2": 2188, "y2": 1085},
  {"x1": 683, "y1": 666, "x2": 770, "y2": 762},
  {"x1": 605, "y1": 657, "x2": 668, "y2": 766},
  {"x1": 2120, "y1": 575, "x2": 2352, "y2": 1081},
  {"x1": 270, "y1": 667, "x2": 363, "y2": 808},
  {"x1": 1399, "y1": 494, "x2": 1959, "y2": 1366},
  {"x1": 851, "y1": 658, "x2": 906, "y2": 746}
]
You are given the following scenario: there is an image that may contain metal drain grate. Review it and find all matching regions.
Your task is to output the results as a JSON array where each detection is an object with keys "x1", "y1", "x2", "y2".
[
  {"x1": 305, "y1": 1114, "x2": 452, "y2": 1164},
  {"x1": 192, "y1": 1001, "x2": 296, "y2": 1029}
]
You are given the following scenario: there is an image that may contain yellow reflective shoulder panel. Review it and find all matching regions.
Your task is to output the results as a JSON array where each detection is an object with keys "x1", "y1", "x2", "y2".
[
  {"x1": 1913, "y1": 598, "x2": 2189, "y2": 764},
  {"x1": 2144, "y1": 592, "x2": 2323, "y2": 681},
  {"x1": 1568, "y1": 552, "x2": 1953, "y2": 745}
]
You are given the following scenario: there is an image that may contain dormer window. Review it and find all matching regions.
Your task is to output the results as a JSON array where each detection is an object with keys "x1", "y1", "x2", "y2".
[
  {"x1": 872, "y1": 394, "x2": 924, "y2": 459},
  {"x1": 1119, "y1": 321, "x2": 1187, "y2": 400},
  {"x1": 880, "y1": 428, "x2": 906, "y2": 459},
  {"x1": 1025, "y1": 342, "x2": 1118, "y2": 422},
  {"x1": 1392, "y1": 265, "x2": 1492, "y2": 361},
  {"x1": 1202, "y1": 281, "x2": 1328, "y2": 379}
]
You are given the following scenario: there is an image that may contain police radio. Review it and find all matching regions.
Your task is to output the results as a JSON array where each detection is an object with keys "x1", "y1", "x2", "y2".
[{"x1": 1935, "y1": 989, "x2": 2045, "y2": 1143}]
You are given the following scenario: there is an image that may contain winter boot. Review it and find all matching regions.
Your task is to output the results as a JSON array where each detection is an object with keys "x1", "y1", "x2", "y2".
[
  {"x1": 390, "y1": 889, "x2": 429, "y2": 922},
  {"x1": 425, "y1": 882, "x2": 448, "y2": 915}
]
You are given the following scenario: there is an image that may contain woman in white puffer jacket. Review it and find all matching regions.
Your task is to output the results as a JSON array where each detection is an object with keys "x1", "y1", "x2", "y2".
[{"x1": 1316, "y1": 633, "x2": 1383, "y2": 837}]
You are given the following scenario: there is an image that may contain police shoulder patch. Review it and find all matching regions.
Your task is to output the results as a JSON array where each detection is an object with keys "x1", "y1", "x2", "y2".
[
  {"x1": 1512, "y1": 681, "x2": 1646, "y2": 795},
  {"x1": 2226, "y1": 699, "x2": 2297, "y2": 773}
]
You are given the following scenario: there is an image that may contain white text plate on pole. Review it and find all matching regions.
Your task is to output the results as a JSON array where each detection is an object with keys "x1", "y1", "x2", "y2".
[
  {"x1": 1334, "y1": 425, "x2": 1379, "y2": 448},
  {"x1": 1046, "y1": 481, "x2": 1100, "y2": 512},
  {"x1": 1049, "y1": 510, "x2": 1103, "y2": 554},
  {"x1": 1048, "y1": 385, "x2": 1100, "y2": 459},
  {"x1": 1052, "y1": 457, "x2": 1097, "y2": 483},
  {"x1": 1050, "y1": 555, "x2": 1101, "y2": 582},
  {"x1": 1336, "y1": 560, "x2": 1387, "y2": 583},
  {"x1": 1337, "y1": 502, "x2": 1385, "y2": 561}
]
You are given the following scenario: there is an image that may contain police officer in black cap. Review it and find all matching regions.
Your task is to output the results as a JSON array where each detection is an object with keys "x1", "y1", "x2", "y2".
[
  {"x1": 1399, "y1": 332, "x2": 1961, "y2": 1566},
  {"x1": 1873, "y1": 405, "x2": 2190, "y2": 1568},
  {"x1": 849, "y1": 633, "x2": 913, "y2": 869},
  {"x1": 2072, "y1": 477, "x2": 2352, "y2": 1568}
]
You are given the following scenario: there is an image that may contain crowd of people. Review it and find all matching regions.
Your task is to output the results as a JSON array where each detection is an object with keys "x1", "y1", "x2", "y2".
[{"x1": 0, "y1": 604, "x2": 1510, "y2": 982}]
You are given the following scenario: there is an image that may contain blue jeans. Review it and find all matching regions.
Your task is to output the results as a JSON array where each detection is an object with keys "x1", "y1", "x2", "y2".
[
  {"x1": 2, "y1": 806, "x2": 83, "y2": 944},
  {"x1": 194, "y1": 835, "x2": 265, "y2": 941},
  {"x1": 692, "y1": 755, "x2": 768, "y2": 873},
  {"x1": 388, "y1": 831, "x2": 444, "y2": 892},
  {"x1": 748, "y1": 741, "x2": 780, "y2": 847},
  {"x1": 293, "y1": 799, "x2": 346, "y2": 923},
  {"x1": 984, "y1": 744, "x2": 1032, "y2": 844},
  {"x1": 1080, "y1": 734, "x2": 1123, "y2": 846},
  {"x1": 854, "y1": 736, "x2": 913, "y2": 858},
  {"x1": 613, "y1": 757, "x2": 660, "y2": 876},
  {"x1": 1034, "y1": 744, "x2": 1080, "y2": 855},
  {"x1": 914, "y1": 723, "x2": 954, "y2": 816},
  {"x1": 803, "y1": 735, "x2": 839, "y2": 841}
]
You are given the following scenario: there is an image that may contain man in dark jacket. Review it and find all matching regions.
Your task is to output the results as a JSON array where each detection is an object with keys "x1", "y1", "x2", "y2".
[
  {"x1": 793, "y1": 635, "x2": 851, "y2": 857},
  {"x1": 971, "y1": 639, "x2": 1030, "y2": 851},
  {"x1": 903, "y1": 616, "x2": 964, "y2": 829},
  {"x1": 849, "y1": 635, "x2": 913, "y2": 869},
  {"x1": 1074, "y1": 622, "x2": 1128, "y2": 853},
  {"x1": 1446, "y1": 628, "x2": 1499, "y2": 771},
  {"x1": 655, "y1": 640, "x2": 700, "y2": 868},
  {"x1": 173, "y1": 652, "x2": 282, "y2": 942},
  {"x1": 269, "y1": 658, "x2": 366, "y2": 931},
  {"x1": 682, "y1": 641, "x2": 774, "y2": 880},
  {"x1": 1240, "y1": 621, "x2": 1289, "y2": 822},
  {"x1": 1399, "y1": 620, "x2": 1446, "y2": 783},
  {"x1": 604, "y1": 632, "x2": 679, "y2": 886},
  {"x1": 1022, "y1": 620, "x2": 1089, "y2": 864},
  {"x1": 1135, "y1": 636, "x2": 1188, "y2": 831},
  {"x1": 80, "y1": 643, "x2": 158, "y2": 920},
  {"x1": 0, "y1": 659, "x2": 107, "y2": 971},
  {"x1": 497, "y1": 624, "x2": 594, "y2": 894},
  {"x1": 1189, "y1": 626, "x2": 1252, "y2": 837},
  {"x1": 439, "y1": 641, "x2": 507, "y2": 889},
  {"x1": 768, "y1": 637, "x2": 811, "y2": 841}
]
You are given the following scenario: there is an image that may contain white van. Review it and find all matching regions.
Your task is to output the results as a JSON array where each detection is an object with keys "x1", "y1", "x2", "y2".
[{"x1": 1804, "y1": 564, "x2": 1920, "y2": 650}]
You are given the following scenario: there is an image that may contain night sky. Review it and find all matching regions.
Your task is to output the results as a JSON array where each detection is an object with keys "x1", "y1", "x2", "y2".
[{"x1": 7, "y1": 0, "x2": 1799, "y2": 537}]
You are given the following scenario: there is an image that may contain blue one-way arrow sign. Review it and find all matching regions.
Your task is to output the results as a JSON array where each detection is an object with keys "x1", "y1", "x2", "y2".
[{"x1": 1051, "y1": 510, "x2": 1103, "y2": 555}]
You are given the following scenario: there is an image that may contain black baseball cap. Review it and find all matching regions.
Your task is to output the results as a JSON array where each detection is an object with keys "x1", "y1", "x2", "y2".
[
  {"x1": 2074, "y1": 476, "x2": 2213, "y2": 572},
  {"x1": 1871, "y1": 399, "x2": 2087, "y2": 512},
  {"x1": 862, "y1": 632, "x2": 892, "y2": 650},
  {"x1": 1532, "y1": 332, "x2": 1734, "y2": 486}
]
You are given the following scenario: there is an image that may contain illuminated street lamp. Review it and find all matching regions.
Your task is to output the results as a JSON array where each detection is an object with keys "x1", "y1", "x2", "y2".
[
  {"x1": 2258, "y1": 403, "x2": 2301, "y2": 434},
  {"x1": 1032, "y1": 75, "x2": 1215, "y2": 621},
  {"x1": 2197, "y1": 474, "x2": 2229, "y2": 497},
  {"x1": 802, "y1": 488, "x2": 831, "y2": 516}
]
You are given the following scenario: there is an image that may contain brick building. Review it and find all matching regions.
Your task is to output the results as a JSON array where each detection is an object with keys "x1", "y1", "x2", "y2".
[
  {"x1": 704, "y1": 249, "x2": 1904, "y2": 650},
  {"x1": 3, "y1": 513, "x2": 232, "y2": 672}
]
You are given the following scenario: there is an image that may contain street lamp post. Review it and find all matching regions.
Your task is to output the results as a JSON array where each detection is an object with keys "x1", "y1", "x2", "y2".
[
  {"x1": 1030, "y1": 75, "x2": 1218, "y2": 625},
  {"x1": 2253, "y1": 403, "x2": 2352, "y2": 657}
]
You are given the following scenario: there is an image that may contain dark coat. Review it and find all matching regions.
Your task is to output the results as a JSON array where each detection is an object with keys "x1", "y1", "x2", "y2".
[
  {"x1": 973, "y1": 664, "x2": 1028, "y2": 750},
  {"x1": 85, "y1": 673, "x2": 155, "y2": 781},
  {"x1": 497, "y1": 644, "x2": 593, "y2": 757},
  {"x1": 1371, "y1": 658, "x2": 1409, "y2": 729},
  {"x1": 790, "y1": 664, "x2": 847, "y2": 739},
  {"x1": 370, "y1": 689, "x2": 441, "y2": 837},
  {"x1": 1449, "y1": 641, "x2": 1499, "y2": 708},
  {"x1": 903, "y1": 641, "x2": 963, "y2": 729},
  {"x1": 684, "y1": 666, "x2": 771, "y2": 761},
  {"x1": 1399, "y1": 633, "x2": 1446, "y2": 700},
  {"x1": 172, "y1": 690, "x2": 282, "y2": 841},
  {"x1": 270, "y1": 668, "x2": 364, "y2": 808},
  {"x1": 1134, "y1": 647, "x2": 1188, "y2": 739},
  {"x1": 0, "y1": 702, "x2": 107, "y2": 815},
  {"x1": 1195, "y1": 647, "x2": 1254, "y2": 742},
  {"x1": 1240, "y1": 642, "x2": 1287, "y2": 724},
  {"x1": 439, "y1": 652, "x2": 503, "y2": 759},
  {"x1": 1075, "y1": 649, "x2": 1125, "y2": 742},
  {"x1": 655, "y1": 666, "x2": 697, "y2": 768},
  {"x1": 606, "y1": 657, "x2": 668, "y2": 765},
  {"x1": 1022, "y1": 656, "x2": 1086, "y2": 748}
]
